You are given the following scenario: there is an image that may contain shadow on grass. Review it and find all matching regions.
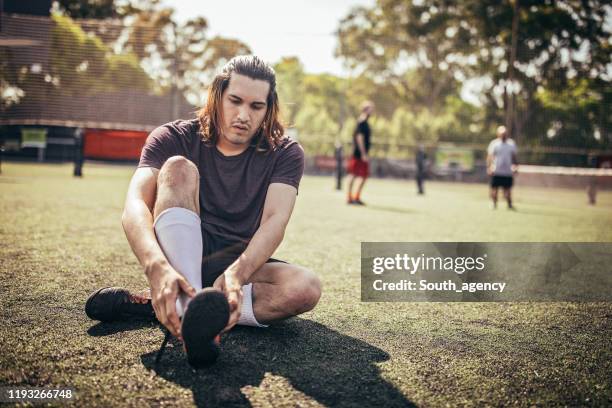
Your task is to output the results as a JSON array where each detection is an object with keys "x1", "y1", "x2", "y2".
[
  {"x1": 141, "y1": 318, "x2": 414, "y2": 407},
  {"x1": 87, "y1": 320, "x2": 157, "y2": 337},
  {"x1": 0, "y1": 177, "x2": 23, "y2": 183},
  {"x1": 365, "y1": 205, "x2": 416, "y2": 215},
  {"x1": 511, "y1": 208, "x2": 563, "y2": 217}
]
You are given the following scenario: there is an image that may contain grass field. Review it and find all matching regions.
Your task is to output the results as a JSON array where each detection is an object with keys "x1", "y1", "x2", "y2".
[{"x1": 0, "y1": 161, "x2": 611, "y2": 407}]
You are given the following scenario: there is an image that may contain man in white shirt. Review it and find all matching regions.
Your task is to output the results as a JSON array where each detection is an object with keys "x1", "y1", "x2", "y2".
[{"x1": 487, "y1": 126, "x2": 518, "y2": 209}]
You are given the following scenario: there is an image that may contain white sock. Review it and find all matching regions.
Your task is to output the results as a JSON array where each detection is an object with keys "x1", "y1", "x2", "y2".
[
  {"x1": 238, "y1": 282, "x2": 268, "y2": 327},
  {"x1": 153, "y1": 207, "x2": 203, "y2": 318}
]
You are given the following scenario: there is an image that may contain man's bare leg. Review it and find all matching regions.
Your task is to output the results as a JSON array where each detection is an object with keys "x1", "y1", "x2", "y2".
[
  {"x1": 354, "y1": 176, "x2": 367, "y2": 202},
  {"x1": 504, "y1": 187, "x2": 514, "y2": 209},
  {"x1": 247, "y1": 263, "x2": 322, "y2": 323},
  {"x1": 153, "y1": 155, "x2": 200, "y2": 218},
  {"x1": 490, "y1": 186, "x2": 498, "y2": 209},
  {"x1": 85, "y1": 156, "x2": 202, "y2": 332},
  {"x1": 151, "y1": 156, "x2": 203, "y2": 319},
  {"x1": 347, "y1": 174, "x2": 356, "y2": 202}
]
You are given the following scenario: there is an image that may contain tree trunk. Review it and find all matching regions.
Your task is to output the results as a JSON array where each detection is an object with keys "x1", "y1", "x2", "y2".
[{"x1": 506, "y1": 0, "x2": 519, "y2": 140}]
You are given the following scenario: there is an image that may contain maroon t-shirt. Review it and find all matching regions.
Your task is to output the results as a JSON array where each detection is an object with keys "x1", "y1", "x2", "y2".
[{"x1": 138, "y1": 119, "x2": 304, "y2": 244}]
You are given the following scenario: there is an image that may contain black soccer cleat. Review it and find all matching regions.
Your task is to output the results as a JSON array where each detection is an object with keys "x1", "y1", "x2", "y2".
[
  {"x1": 181, "y1": 288, "x2": 230, "y2": 368},
  {"x1": 85, "y1": 287, "x2": 156, "y2": 322}
]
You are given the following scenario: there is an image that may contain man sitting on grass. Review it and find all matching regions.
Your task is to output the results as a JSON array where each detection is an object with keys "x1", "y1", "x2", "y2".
[{"x1": 85, "y1": 55, "x2": 321, "y2": 368}]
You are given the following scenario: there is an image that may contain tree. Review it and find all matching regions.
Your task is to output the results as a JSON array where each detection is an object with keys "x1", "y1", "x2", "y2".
[
  {"x1": 344, "y1": 74, "x2": 400, "y2": 119},
  {"x1": 54, "y1": 0, "x2": 252, "y2": 105},
  {"x1": 469, "y1": 0, "x2": 611, "y2": 143},
  {"x1": 54, "y1": 0, "x2": 119, "y2": 19},
  {"x1": 50, "y1": 14, "x2": 150, "y2": 95},
  {"x1": 294, "y1": 101, "x2": 340, "y2": 154},
  {"x1": 537, "y1": 77, "x2": 610, "y2": 148},
  {"x1": 302, "y1": 73, "x2": 346, "y2": 126},
  {"x1": 274, "y1": 57, "x2": 305, "y2": 126},
  {"x1": 336, "y1": 0, "x2": 611, "y2": 147},
  {"x1": 1, "y1": 13, "x2": 151, "y2": 112},
  {"x1": 336, "y1": 0, "x2": 467, "y2": 113}
]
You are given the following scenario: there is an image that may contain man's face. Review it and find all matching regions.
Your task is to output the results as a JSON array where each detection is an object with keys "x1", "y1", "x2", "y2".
[{"x1": 218, "y1": 73, "x2": 270, "y2": 150}]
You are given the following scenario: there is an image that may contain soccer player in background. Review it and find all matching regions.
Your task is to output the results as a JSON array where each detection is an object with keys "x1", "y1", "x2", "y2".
[
  {"x1": 487, "y1": 125, "x2": 518, "y2": 209},
  {"x1": 347, "y1": 101, "x2": 375, "y2": 205}
]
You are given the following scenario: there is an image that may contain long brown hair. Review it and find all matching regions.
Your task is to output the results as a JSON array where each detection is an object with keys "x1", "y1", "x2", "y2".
[{"x1": 197, "y1": 55, "x2": 284, "y2": 151}]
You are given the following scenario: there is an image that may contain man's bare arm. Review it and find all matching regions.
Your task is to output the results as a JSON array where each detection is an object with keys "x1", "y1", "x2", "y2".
[
  {"x1": 122, "y1": 167, "x2": 166, "y2": 273},
  {"x1": 486, "y1": 152, "x2": 494, "y2": 175},
  {"x1": 213, "y1": 182, "x2": 297, "y2": 330},
  {"x1": 232, "y1": 183, "x2": 296, "y2": 282},
  {"x1": 356, "y1": 133, "x2": 368, "y2": 161},
  {"x1": 121, "y1": 167, "x2": 194, "y2": 338}
]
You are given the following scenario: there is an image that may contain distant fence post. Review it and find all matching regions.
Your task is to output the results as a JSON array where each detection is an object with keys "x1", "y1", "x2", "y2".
[
  {"x1": 587, "y1": 154, "x2": 597, "y2": 205},
  {"x1": 73, "y1": 127, "x2": 84, "y2": 177},
  {"x1": 335, "y1": 142, "x2": 343, "y2": 190}
]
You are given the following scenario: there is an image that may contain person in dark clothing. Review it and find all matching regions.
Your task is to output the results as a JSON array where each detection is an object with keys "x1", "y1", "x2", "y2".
[
  {"x1": 347, "y1": 101, "x2": 375, "y2": 205},
  {"x1": 415, "y1": 144, "x2": 427, "y2": 195},
  {"x1": 85, "y1": 56, "x2": 321, "y2": 368}
]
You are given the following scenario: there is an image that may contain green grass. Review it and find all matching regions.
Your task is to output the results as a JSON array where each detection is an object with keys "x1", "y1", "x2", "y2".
[{"x1": 0, "y1": 161, "x2": 610, "y2": 407}]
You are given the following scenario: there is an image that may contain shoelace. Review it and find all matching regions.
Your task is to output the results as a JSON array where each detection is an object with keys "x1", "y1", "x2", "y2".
[{"x1": 154, "y1": 327, "x2": 172, "y2": 369}]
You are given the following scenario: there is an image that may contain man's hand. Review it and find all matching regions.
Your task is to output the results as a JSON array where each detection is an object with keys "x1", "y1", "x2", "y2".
[
  {"x1": 147, "y1": 262, "x2": 196, "y2": 339},
  {"x1": 213, "y1": 271, "x2": 244, "y2": 333},
  {"x1": 209, "y1": 183, "x2": 297, "y2": 333}
]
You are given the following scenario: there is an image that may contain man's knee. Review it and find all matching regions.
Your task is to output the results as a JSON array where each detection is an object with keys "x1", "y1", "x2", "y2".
[
  {"x1": 155, "y1": 156, "x2": 200, "y2": 217},
  {"x1": 285, "y1": 267, "x2": 321, "y2": 315},
  {"x1": 158, "y1": 155, "x2": 199, "y2": 188}
]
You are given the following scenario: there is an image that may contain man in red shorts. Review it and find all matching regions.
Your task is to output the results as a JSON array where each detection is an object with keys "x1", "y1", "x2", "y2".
[{"x1": 347, "y1": 101, "x2": 375, "y2": 205}]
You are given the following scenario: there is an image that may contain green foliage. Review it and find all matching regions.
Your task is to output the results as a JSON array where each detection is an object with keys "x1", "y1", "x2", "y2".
[
  {"x1": 336, "y1": 0, "x2": 467, "y2": 112},
  {"x1": 440, "y1": 96, "x2": 491, "y2": 144},
  {"x1": 274, "y1": 57, "x2": 306, "y2": 126},
  {"x1": 55, "y1": 0, "x2": 118, "y2": 19},
  {"x1": 106, "y1": 53, "x2": 151, "y2": 90},
  {"x1": 536, "y1": 78, "x2": 610, "y2": 148},
  {"x1": 538, "y1": 78, "x2": 603, "y2": 112},
  {"x1": 378, "y1": 109, "x2": 447, "y2": 155},
  {"x1": 50, "y1": 14, "x2": 151, "y2": 95},
  {"x1": 334, "y1": 0, "x2": 611, "y2": 150},
  {"x1": 295, "y1": 101, "x2": 340, "y2": 154},
  {"x1": 55, "y1": 0, "x2": 252, "y2": 105},
  {"x1": 30, "y1": 1, "x2": 611, "y2": 153},
  {"x1": 302, "y1": 73, "x2": 345, "y2": 123},
  {"x1": 344, "y1": 75, "x2": 400, "y2": 119}
]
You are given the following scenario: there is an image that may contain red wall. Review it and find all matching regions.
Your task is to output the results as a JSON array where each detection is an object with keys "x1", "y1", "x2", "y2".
[{"x1": 84, "y1": 129, "x2": 148, "y2": 160}]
